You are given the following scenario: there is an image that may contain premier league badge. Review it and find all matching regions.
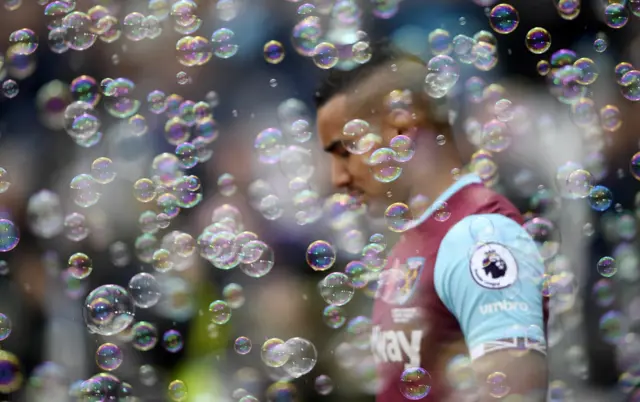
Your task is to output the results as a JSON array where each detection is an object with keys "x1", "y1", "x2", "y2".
[{"x1": 470, "y1": 243, "x2": 518, "y2": 289}]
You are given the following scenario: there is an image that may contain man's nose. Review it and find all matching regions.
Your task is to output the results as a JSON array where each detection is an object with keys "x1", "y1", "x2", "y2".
[{"x1": 331, "y1": 159, "x2": 351, "y2": 189}]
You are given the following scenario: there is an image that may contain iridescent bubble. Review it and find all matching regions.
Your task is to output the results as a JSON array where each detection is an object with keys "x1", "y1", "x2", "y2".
[
  {"x1": 83, "y1": 284, "x2": 135, "y2": 336},
  {"x1": 0, "y1": 350, "x2": 22, "y2": 393},
  {"x1": 132, "y1": 321, "x2": 158, "y2": 351},
  {"x1": 342, "y1": 119, "x2": 378, "y2": 155},
  {"x1": 630, "y1": 152, "x2": 640, "y2": 180},
  {"x1": 127, "y1": 114, "x2": 148, "y2": 137},
  {"x1": 306, "y1": 240, "x2": 336, "y2": 271},
  {"x1": 163, "y1": 329, "x2": 184, "y2": 353},
  {"x1": 239, "y1": 240, "x2": 275, "y2": 278},
  {"x1": 566, "y1": 169, "x2": 594, "y2": 199},
  {"x1": 588, "y1": 185, "x2": 613, "y2": 212},
  {"x1": 0, "y1": 168, "x2": 9, "y2": 193},
  {"x1": 452, "y1": 34, "x2": 476, "y2": 65},
  {"x1": 209, "y1": 300, "x2": 231, "y2": 324},
  {"x1": 550, "y1": 48, "x2": 577, "y2": 68},
  {"x1": 428, "y1": 28, "x2": 452, "y2": 55},
  {"x1": 211, "y1": 28, "x2": 238, "y2": 58},
  {"x1": 481, "y1": 119, "x2": 511, "y2": 152},
  {"x1": 570, "y1": 98, "x2": 597, "y2": 127},
  {"x1": 471, "y1": 41, "x2": 498, "y2": 71},
  {"x1": 620, "y1": 70, "x2": 640, "y2": 101},
  {"x1": 525, "y1": 27, "x2": 551, "y2": 54},
  {"x1": 62, "y1": 11, "x2": 97, "y2": 51},
  {"x1": 390, "y1": 135, "x2": 415, "y2": 162},
  {"x1": 175, "y1": 142, "x2": 198, "y2": 168},
  {"x1": 322, "y1": 305, "x2": 346, "y2": 328},
  {"x1": 64, "y1": 213, "x2": 89, "y2": 242},
  {"x1": 282, "y1": 337, "x2": 318, "y2": 378},
  {"x1": 171, "y1": 0, "x2": 198, "y2": 26},
  {"x1": 600, "y1": 105, "x2": 621, "y2": 132},
  {"x1": 95, "y1": 343, "x2": 123, "y2": 371},
  {"x1": 258, "y1": 194, "x2": 283, "y2": 220},
  {"x1": 134, "y1": 178, "x2": 156, "y2": 203},
  {"x1": 289, "y1": 119, "x2": 313, "y2": 143},
  {"x1": 616, "y1": 63, "x2": 635, "y2": 86},
  {"x1": 486, "y1": 372, "x2": 510, "y2": 398},
  {"x1": 604, "y1": 3, "x2": 628, "y2": 29},
  {"x1": 599, "y1": 310, "x2": 626, "y2": 344},
  {"x1": 0, "y1": 313, "x2": 11, "y2": 341},
  {"x1": 291, "y1": 16, "x2": 323, "y2": 56},
  {"x1": 70, "y1": 174, "x2": 101, "y2": 208},
  {"x1": 264, "y1": 40, "x2": 285, "y2": 64},
  {"x1": 319, "y1": 272, "x2": 354, "y2": 306},
  {"x1": 90, "y1": 157, "x2": 116, "y2": 184},
  {"x1": 592, "y1": 279, "x2": 614, "y2": 307},
  {"x1": 175, "y1": 36, "x2": 212, "y2": 67},
  {"x1": 234, "y1": 336, "x2": 252, "y2": 354},
  {"x1": 122, "y1": 12, "x2": 146, "y2": 41},
  {"x1": 427, "y1": 54, "x2": 460, "y2": 90},
  {"x1": 593, "y1": 37, "x2": 608, "y2": 53},
  {"x1": 597, "y1": 256, "x2": 617, "y2": 277},
  {"x1": 9, "y1": 28, "x2": 38, "y2": 55},
  {"x1": 64, "y1": 101, "x2": 100, "y2": 140},
  {"x1": 399, "y1": 367, "x2": 432, "y2": 400},
  {"x1": 314, "y1": 375, "x2": 334, "y2": 395},
  {"x1": 70, "y1": 75, "x2": 100, "y2": 107},
  {"x1": 574, "y1": 57, "x2": 598, "y2": 85},
  {"x1": 168, "y1": 380, "x2": 188, "y2": 402},
  {"x1": 298, "y1": 3, "x2": 315, "y2": 14},
  {"x1": 128, "y1": 272, "x2": 161, "y2": 308},
  {"x1": 261, "y1": 338, "x2": 289, "y2": 367},
  {"x1": 345, "y1": 260, "x2": 368, "y2": 289},
  {"x1": 68, "y1": 252, "x2": 92, "y2": 279},
  {"x1": 313, "y1": 42, "x2": 339, "y2": 69},
  {"x1": 385, "y1": 203, "x2": 413, "y2": 232},
  {"x1": 0, "y1": 79, "x2": 18, "y2": 99},
  {"x1": 255, "y1": 128, "x2": 285, "y2": 164},
  {"x1": 433, "y1": 201, "x2": 452, "y2": 222},
  {"x1": 152, "y1": 248, "x2": 173, "y2": 272},
  {"x1": 222, "y1": 283, "x2": 245, "y2": 309},
  {"x1": 489, "y1": 4, "x2": 519, "y2": 34},
  {"x1": 537, "y1": 60, "x2": 550, "y2": 76},
  {"x1": 369, "y1": 148, "x2": 402, "y2": 183},
  {"x1": 632, "y1": 0, "x2": 640, "y2": 17},
  {"x1": 372, "y1": 0, "x2": 399, "y2": 18},
  {"x1": 352, "y1": 41, "x2": 372, "y2": 64},
  {"x1": 148, "y1": 90, "x2": 167, "y2": 114}
]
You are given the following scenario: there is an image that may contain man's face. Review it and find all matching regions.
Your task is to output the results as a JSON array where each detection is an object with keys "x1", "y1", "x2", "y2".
[{"x1": 317, "y1": 94, "x2": 406, "y2": 214}]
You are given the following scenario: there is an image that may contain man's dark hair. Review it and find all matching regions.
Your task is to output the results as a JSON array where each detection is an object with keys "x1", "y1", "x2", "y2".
[
  {"x1": 313, "y1": 40, "x2": 427, "y2": 109},
  {"x1": 313, "y1": 39, "x2": 451, "y2": 132}
]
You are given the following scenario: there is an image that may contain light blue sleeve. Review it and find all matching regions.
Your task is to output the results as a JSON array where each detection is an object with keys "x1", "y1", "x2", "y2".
[{"x1": 434, "y1": 214, "x2": 547, "y2": 360}]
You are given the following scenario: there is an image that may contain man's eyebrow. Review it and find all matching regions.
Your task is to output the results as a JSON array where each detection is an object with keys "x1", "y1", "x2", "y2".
[{"x1": 324, "y1": 140, "x2": 340, "y2": 153}]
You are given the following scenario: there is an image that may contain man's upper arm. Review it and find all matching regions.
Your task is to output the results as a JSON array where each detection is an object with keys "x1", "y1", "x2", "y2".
[{"x1": 434, "y1": 213, "x2": 548, "y2": 398}]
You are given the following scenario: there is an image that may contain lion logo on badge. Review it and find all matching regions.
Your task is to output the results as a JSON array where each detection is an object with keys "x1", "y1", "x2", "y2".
[{"x1": 482, "y1": 250, "x2": 507, "y2": 279}]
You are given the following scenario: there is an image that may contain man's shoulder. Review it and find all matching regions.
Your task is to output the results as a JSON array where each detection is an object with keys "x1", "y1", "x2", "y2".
[
  {"x1": 410, "y1": 183, "x2": 523, "y2": 242},
  {"x1": 449, "y1": 183, "x2": 522, "y2": 221}
]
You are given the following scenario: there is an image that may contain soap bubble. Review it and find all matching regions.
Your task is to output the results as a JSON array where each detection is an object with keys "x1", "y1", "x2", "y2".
[{"x1": 83, "y1": 284, "x2": 135, "y2": 336}]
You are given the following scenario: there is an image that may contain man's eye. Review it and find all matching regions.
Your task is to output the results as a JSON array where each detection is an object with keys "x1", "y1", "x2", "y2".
[{"x1": 337, "y1": 150, "x2": 350, "y2": 158}]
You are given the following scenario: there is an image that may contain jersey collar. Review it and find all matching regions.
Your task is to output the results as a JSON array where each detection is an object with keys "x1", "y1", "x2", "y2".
[{"x1": 407, "y1": 173, "x2": 483, "y2": 229}]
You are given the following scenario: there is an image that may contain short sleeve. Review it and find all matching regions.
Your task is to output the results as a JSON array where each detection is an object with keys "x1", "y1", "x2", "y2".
[{"x1": 434, "y1": 214, "x2": 547, "y2": 360}]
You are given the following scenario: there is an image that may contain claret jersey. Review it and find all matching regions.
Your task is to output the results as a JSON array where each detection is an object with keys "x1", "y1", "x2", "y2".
[{"x1": 372, "y1": 174, "x2": 547, "y2": 402}]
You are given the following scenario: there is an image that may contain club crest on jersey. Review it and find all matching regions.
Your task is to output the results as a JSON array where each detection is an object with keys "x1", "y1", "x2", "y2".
[
  {"x1": 469, "y1": 243, "x2": 518, "y2": 289},
  {"x1": 379, "y1": 257, "x2": 425, "y2": 305}
]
